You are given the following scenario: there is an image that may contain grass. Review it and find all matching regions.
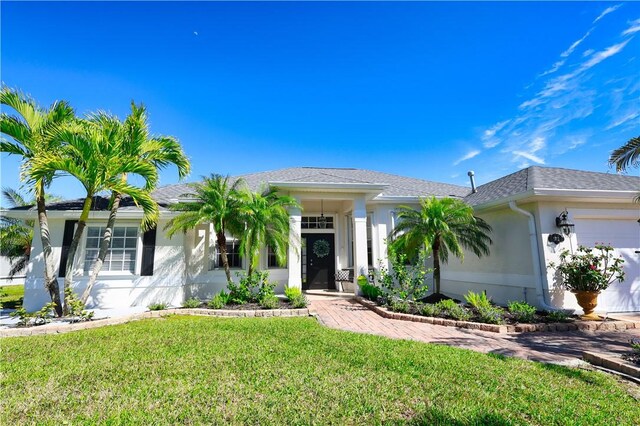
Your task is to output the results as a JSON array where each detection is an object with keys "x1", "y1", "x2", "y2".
[
  {"x1": 1, "y1": 316, "x2": 639, "y2": 425},
  {"x1": 0, "y1": 284, "x2": 24, "y2": 309}
]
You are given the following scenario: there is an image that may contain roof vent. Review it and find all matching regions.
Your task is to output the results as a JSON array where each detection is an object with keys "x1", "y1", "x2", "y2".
[{"x1": 468, "y1": 171, "x2": 477, "y2": 194}]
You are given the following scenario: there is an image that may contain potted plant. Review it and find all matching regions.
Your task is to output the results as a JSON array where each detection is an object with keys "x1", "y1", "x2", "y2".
[{"x1": 550, "y1": 244, "x2": 625, "y2": 320}]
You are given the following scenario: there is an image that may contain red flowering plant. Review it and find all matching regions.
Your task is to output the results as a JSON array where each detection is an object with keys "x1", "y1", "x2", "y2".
[{"x1": 550, "y1": 244, "x2": 625, "y2": 292}]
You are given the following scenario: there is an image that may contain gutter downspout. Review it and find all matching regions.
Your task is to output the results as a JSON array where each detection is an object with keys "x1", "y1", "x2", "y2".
[{"x1": 508, "y1": 201, "x2": 558, "y2": 311}]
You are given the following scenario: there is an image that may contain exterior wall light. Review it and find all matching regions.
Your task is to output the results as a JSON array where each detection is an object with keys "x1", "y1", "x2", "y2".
[{"x1": 555, "y1": 209, "x2": 575, "y2": 236}]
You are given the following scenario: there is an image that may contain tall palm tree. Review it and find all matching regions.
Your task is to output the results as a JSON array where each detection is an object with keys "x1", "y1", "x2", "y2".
[
  {"x1": 30, "y1": 115, "x2": 159, "y2": 314},
  {"x1": 609, "y1": 136, "x2": 640, "y2": 172},
  {"x1": 0, "y1": 87, "x2": 75, "y2": 316},
  {"x1": 389, "y1": 196, "x2": 492, "y2": 295},
  {"x1": 80, "y1": 103, "x2": 190, "y2": 304},
  {"x1": 238, "y1": 187, "x2": 301, "y2": 275},
  {"x1": 165, "y1": 174, "x2": 247, "y2": 283}
]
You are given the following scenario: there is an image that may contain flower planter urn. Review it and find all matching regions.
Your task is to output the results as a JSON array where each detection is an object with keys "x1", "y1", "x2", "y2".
[{"x1": 573, "y1": 291, "x2": 601, "y2": 321}]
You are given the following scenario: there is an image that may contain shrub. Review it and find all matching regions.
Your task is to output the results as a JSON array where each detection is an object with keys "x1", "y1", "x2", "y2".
[
  {"x1": 389, "y1": 300, "x2": 410, "y2": 314},
  {"x1": 148, "y1": 302, "x2": 168, "y2": 311},
  {"x1": 545, "y1": 310, "x2": 572, "y2": 323},
  {"x1": 376, "y1": 244, "x2": 430, "y2": 302},
  {"x1": 464, "y1": 291, "x2": 491, "y2": 309},
  {"x1": 508, "y1": 301, "x2": 536, "y2": 323},
  {"x1": 10, "y1": 307, "x2": 31, "y2": 326},
  {"x1": 208, "y1": 292, "x2": 229, "y2": 309},
  {"x1": 419, "y1": 303, "x2": 442, "y2": 317},
  {"x1": 359, "y1": 282, "x2": 382, "y2": 301},
  {"x1": 260, "y1": 294, "x2": 280, "y2": 310},
  {"x1": 65, "y1": 288, "x2": 94, "y2": 322},
  {"x1": 436, "y1": 299, "x2": 471, "y2": 321},
  {"x1": 289, "y1": 294, "x2": 307, "y2": 309},
  {"x1": 183, "y1": 297, "x2": 201, "y2": 308},
  {"x1": 630, "y1": 339, "x2": 640, "y2": 354},
  {"x1": 476, "y1": 305, "x2": 505, "y2": 324},
  {"x1": 230, "y1": 271, "x2": 275, "y2": 304},
  {"x1": 284, "y1": 286, "x2": 302, "y2": 301}
]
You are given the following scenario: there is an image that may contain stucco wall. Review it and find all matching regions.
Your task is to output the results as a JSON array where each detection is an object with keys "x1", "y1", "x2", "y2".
[
  {"x1": 24, "y1": 218, "x2": 185, "y2": 311},
  {"x1": 439, "y1": 205, "x2": 537, "y2": 306},
  {"x1": 183, "y1": 224, "x2": 291, "y2": 300}
]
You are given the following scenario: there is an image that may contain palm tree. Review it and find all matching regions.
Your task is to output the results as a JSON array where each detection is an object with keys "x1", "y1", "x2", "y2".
[
  {"x1": 0, "y1": 87, "x2": 75, "y2": 316},
  {"x1": 165, "y1": 174, "x2": 247, "y2": 283},
  {"x1": 609, "y1": 136, "x2": 640, "y2": 203},
  {"x1": 0, "y1": 188, "x2": 32, "y2": 278},
  {"x1": 30, "y1": 114, "x2": 160, "y2": 314},
  {"x1": 0, "y1": 189, "x2": 63, "y2": 279},
  {"x1": 80, "y1": 103, "x2": 190, "y2": 304},
  {"x1": 609, "y1": 136, "x2": 640, "y2": 172},
  {"x1": 389, "y1": 196, "x2": 492, "y2": 295},
  {"x1": 238, "y1": 187, "x2": 301, "y2": 275}
]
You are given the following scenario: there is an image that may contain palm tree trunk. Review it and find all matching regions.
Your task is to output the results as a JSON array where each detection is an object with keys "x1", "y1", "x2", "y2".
[
  {"x1": 216, "y1": 232, "x2": 232, "y2": 283},
  {"x1": 63, "y1": 196, "x2": 93, "y2": 315},
  {"x1": 433, "y1": 239, "x2": 441, "y2": 295},
  {"x1": 81, "y1": 192, "x2": 121, "y2": 305},
  {"x1": 36, "y1": 181, "x2": 63, "y2": 317}
]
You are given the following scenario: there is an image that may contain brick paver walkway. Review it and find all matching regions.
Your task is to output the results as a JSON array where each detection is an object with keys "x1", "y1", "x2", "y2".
[{"x1": 308, "y1": 296, "x2": 640, "y2": 365}]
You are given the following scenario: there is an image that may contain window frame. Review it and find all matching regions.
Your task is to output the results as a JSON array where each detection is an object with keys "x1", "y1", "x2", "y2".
[{"x1": 82, "y1": 223, "x2": 141, "y2": 277}]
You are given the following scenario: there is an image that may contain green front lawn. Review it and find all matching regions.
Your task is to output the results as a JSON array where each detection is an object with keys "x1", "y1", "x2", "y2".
[
  {"x1": 1, "y1": 316, "x2": 638, "y2": 425},
  {"x1": 0, "y1": 284, "x2": 24, "y2": 309}
]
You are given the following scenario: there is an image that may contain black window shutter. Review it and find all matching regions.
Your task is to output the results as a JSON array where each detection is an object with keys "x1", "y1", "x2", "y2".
[
  {"x1": 141, "y1": 227, "x2": 157, "y2": 276},
  {"x1": 58, "y1": 220, "x2": 78, "y2": 277}
]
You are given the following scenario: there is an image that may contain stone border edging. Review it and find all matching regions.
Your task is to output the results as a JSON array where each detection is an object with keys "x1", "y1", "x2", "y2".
[
  {"x1": 583, "y1": 351, "x2": 640, "y2": 380},
  {"x1": 0, "y1": 307, "x2": 310, "y2": 338},
  {"x1": 354, "y1": 297, "x2": 639, "y2": 334}
]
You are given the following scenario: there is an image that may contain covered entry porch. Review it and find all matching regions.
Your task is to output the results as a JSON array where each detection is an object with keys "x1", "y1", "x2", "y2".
[{"x1": 279, "y1": 183, "x2": 387, "y2": 294}]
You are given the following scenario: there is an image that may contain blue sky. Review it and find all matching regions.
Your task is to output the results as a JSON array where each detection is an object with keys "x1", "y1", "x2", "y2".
[{"x1": 1, "y1": 2, "x2": 639, "y2": 200}]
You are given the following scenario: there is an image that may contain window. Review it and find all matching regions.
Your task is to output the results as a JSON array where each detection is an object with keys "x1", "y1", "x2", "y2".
[
  {"x1": 267, "y1": 246, "x2": 286, "y2": 268},
  {"x1": 210, "y1": 240, "x2": 242, "y2": 269},
  {"x1": 84, "y1": 226, "x2": 138, "y2": 274},
  {"x1": 301, "y1": 216, "x2": 334, "y2": 229}
]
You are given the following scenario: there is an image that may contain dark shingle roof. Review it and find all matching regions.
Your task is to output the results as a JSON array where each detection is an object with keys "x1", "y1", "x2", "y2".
[
  {"x1": 7, "y1": 195, "x2": 145, "y2": 212},
  {"x1": 464, "y1": 166, "x2": 640, "y2": 206}
]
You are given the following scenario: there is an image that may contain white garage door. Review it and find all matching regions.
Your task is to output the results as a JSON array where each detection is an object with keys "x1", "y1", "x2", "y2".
[{"x1": 575, "y1": 218, "x2": 640, "y2": 312}]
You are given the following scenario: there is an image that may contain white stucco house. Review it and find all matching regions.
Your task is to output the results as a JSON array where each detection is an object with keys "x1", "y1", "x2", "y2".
[{"x1": 4, "y1": 166, "x2": 639, "y2": 314}]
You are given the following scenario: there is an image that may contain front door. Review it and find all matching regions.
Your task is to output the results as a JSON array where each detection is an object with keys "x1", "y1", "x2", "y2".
[{"x1": 302, "y1": 233, "x2": 335, "y2": 290}]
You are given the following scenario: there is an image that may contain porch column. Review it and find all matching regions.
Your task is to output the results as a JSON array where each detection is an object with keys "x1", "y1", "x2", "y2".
[
  {"x1": 287, "y1": 203, "x2": 302, "y2": 289},
  {"x1": 352, "y1": 196, "x2": 368, "y2": 295}
]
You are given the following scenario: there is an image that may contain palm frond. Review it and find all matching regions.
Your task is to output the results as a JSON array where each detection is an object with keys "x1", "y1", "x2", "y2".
[{"x1": 609, "y1": 136, "x2": 640, "y2": 172}]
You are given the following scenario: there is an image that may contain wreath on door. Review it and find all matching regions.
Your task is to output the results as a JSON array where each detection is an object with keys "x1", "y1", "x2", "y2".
[{"x1": 313, "y1": 239, "x2": 330, "y2": 258}]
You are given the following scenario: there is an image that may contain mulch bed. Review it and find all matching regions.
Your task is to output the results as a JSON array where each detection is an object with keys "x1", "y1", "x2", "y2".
[{"x1": 186, "y1": 301, "x2": 299, "y2": 310}]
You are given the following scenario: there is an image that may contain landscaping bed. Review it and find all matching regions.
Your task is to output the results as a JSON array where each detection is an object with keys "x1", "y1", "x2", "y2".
[
  {"x1": 2, "y1": 315, "x2": 639, "y2": 425},
  {"x1": 355, "y1": 297, "x2": 638, "y2": 334}
]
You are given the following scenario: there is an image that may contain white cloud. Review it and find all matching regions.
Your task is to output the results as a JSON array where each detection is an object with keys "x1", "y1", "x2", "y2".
[
  {"x1": 593, "y1": 4, "x2": 622, "y2": 24},
  {"x1": 582, "y1": 49, "x2": 594, "y2": 57},
  {"x1": 580, "y1": 39, "x2": 630, "y2": 70},
  {"x1": 606, "y1": 111, "x2": 640, "y2": 129},
  {"x1": 622, "y1": 18, "x2": 640, "y2": 36},
  {"x1": 513, "y1": 151, "x2": 545, "y2": 164},
  {"x1": 453, "y1": 149, "x2": 481, "y2": 166},
  {"x1": 482, "y1": 120, "x2": 510, "y2": 148},
  {"x1": 560, "y1": 29, "x2": 593, "y2": 58}
]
